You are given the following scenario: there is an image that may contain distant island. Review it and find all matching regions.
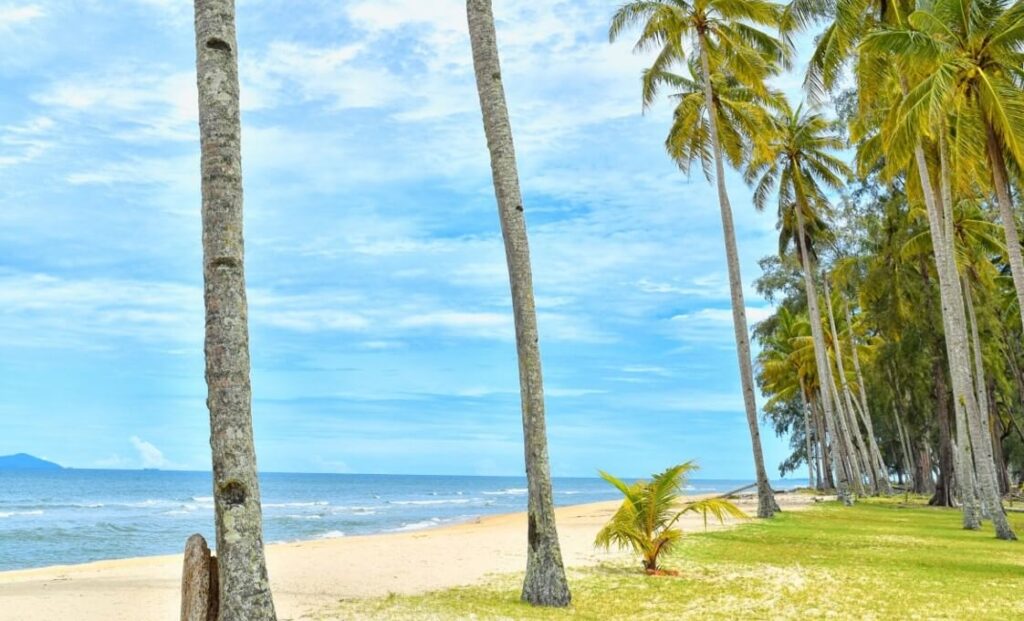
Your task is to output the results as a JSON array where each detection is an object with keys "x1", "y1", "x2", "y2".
[{"x1": 0, "y1": 453, "x2": 63, "y2": 470}]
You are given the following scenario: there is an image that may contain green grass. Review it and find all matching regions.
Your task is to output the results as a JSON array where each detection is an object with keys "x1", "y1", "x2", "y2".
[{"x1": 320, "y1": 498, "x2": 1024, "y2": 620}]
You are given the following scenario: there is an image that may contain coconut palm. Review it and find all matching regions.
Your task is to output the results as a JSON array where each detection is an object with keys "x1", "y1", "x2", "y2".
[
  {"x1": 757, "y1": 306, "x2": 820, "y2": 486},
  {"x1": 192, "y1": 0, "x2": 277, "y2": 618},
  {"x1": 858, "y1": 0, "x2": 1024, "y2": 331},
  {"x1": 610, "y1": 0, "x2": 787, "y2": 518},
  {"x1": 595, "y1": 462, "x2": 747, "y2": 573},
  {"x1": 745, "y1": 102, "x2": 869, "y2": 499},
  {"x1": 466, "y1": 0, "x2": 572, "y2": 606},
  {"x1": 859, "y1": 13, "x2": 1019, "y2": 540}
]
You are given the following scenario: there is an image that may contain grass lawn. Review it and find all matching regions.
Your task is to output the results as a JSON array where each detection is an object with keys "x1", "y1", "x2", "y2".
[{"x1": 320, "y1": 497, "x2": 1024, "y2": 620}]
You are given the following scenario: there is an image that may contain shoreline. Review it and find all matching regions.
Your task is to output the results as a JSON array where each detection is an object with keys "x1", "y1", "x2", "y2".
[{"x1": 0, "y1": 492, "x2": 816, "y2": 621}]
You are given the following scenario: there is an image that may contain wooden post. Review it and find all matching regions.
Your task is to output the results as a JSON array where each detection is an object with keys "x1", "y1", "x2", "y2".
[{"x1": 181, "y1": 534, "x2": 219, "y2": 621}]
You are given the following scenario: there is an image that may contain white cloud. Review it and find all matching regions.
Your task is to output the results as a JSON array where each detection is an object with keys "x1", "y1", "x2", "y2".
[
  {"x1": 130, "y1": 436, "x2": 170, "y2": 468},
  {"x1": 398, "y1": 311, "x2": 512, "y2": 339},
  {"x1": 0, "y1": 4, "x2": 44, "y2": 29}
]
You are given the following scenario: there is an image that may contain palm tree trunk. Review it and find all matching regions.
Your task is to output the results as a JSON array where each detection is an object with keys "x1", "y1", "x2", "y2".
[
  {"x1": 813, "y1": 396, "x2": 833, "y2": 490},
  {"x1": 986, "y1": 123, "x2": 1024, "y2": 331},
  {"x1": 791, "y1": 200, "x2": 856, "y2": 501},
  {"x1": 828, "y1": 369, "x2": 867, "y2": 495},
  {"x1": 963, "y1": 274, "x2": 1004, "y2": 519},
  {"x1": 697, "y1": 37, "x2": 776, "y2": 518},
  {"x1": 823, "y1": 279, "x2": 879, "y2": 494},
  {"x1": 845, "y1": 301, "x2": 892, "y2": 493},
  {"x1": 192, "y1": 1, "x2": 277, "y2": 618},
  {"x1": 798, "y1": 379, "x2": 815, "y2": 489},
  {"x1": 912, "y1": 128, "x2": 1008, "y2": 534},
  {"x1": 466, "y1": 0, "x2": 572, "y2": 605}
]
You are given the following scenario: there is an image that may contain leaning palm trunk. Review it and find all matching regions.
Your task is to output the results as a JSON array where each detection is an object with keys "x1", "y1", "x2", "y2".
[
  {"x1": 845, "y1": 301, "x2": 892, "y2": 493},
  {"x1": 792, "y1": 201, "x2": 857, "y2": 501},
  {"x1": 964, "y1": 275, "x2": 1001, "y2": 518},
  {"x1": 986, "y1": 123, "x2": 1024, "y2": 331},
  {"x1": 192, "y1": 1, "x2": 277, "y2": 618},
  {"x1": 912, "y1": 129, "x2": 1012, "y2": 537},
  {"x1": 697, "y1": 39, "x2": 776, "y2": 518},
  {"x1": 466, "y1": 0, "x2": 572, "y2": 605},
  {"x1": 822, "y1": 281, "x2": 878, "y2": 494}
]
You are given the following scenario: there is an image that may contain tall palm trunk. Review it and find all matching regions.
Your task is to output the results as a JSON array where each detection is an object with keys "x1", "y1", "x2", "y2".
[
  {"x1": 822, "y1": 280, "x2": 878, "y2": 494},
  {"x1": 845, "y1": 301, "x2": 892, "y2": 493},
  {"x1": 697, "y1": 38, "x2": 776, "y2": 518},
  {"x1": 798, "y1": 379, "x2": 815, "y2": 488},
  {"x1": 912, "y1": 128, "x2": 1014, "y2": 536},
  {"x1": 964, "y1": 275, "x2": 1001, "y2": 518},
  {"x1": 986, "y1": 123, "x2": 1024, "y2": 330},
  {"x1": 192, "y1": 1, "x2": 277, "y2": 618},
  {"x1": 792, "y1": 198, "x2": 858, "y2": 500},
  {"x1": 466, "y1": 0, "x2": 571, "y2": 605}
]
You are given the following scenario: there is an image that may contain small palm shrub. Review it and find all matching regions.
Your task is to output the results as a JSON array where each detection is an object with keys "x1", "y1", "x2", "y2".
[{"x1": 595, "y1": 461, "x2": 747, "y2": 574}]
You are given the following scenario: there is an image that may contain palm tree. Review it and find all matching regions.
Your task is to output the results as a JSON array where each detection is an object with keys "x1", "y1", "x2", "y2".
[
  {"x1": 596, "y1": 462, "x2": 747, "y2": 573},
  {"x1": 192, "y1": 1, "x2": 277, "y2": 618},
  {"x1": 746, "y1": 102, "x2": 868, "y2": 500},
  {"x1": 466, "y1": 0, "x2": 571, "y2": 606},
  {"x1": 757, "y1": 306, "x2": 819, "y2": 486},
  {"x1": 610, "y1": 0, "x2": 787, "y2": 518},
  {"x1": 861, "y1": 0, "x2": 1024, "y2": 329},
  {"x1": 859, "y1": 13, "x2": 1019, "y2": 540}
]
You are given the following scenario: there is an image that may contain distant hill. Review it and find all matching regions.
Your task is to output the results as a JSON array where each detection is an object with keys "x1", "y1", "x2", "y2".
[{"x1": 0, "y1": 453, "x2": 63, "y2": 471}]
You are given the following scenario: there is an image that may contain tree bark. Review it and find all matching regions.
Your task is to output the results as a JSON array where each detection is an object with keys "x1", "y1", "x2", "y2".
[
  {"x1": 929, "y1": 358, "x2": 956, "y2": 506},
  {"x1": 986, "y1": 123, "x2": 1024, "y2": 331},
  {"x1": 798, "y1": 379, "x2": 815, "y2": 489},
  {"x1": 792, "y1": 201, "x2": 857, "y2": 501},
  {"x1": 697, "y1": 36, "x2": 776, "y2": 517},
  {"x1": 193, "y1": 2, "x2": 278, "y2": 618},
  {"x1": 823, "y1": 279, "x2": 880, "y2": 494},
  {"x1": 181, "y1": 534, "x2": 218, "y2": 621},
  {"x1": 466, "y1": 0, "x2": 571, "y2": 606},
  {"x1": 844, "y1": 300, "x2": 892, "y2": 493}
]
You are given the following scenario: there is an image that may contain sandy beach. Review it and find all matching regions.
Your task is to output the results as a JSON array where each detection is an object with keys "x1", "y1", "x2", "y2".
[{"x1": 0, "y1": 492, "x2": 815, "y2": 621}]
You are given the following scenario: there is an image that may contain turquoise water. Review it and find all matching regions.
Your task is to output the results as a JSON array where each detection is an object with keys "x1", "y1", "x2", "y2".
[{"x1": 0, "y1": 470, "x2": 804, "y2": 571}]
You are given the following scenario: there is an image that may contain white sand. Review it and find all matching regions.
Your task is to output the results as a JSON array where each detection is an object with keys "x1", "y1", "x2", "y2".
[{"x1": 0, "y1": 493, "x2": 815, "y2": 621}]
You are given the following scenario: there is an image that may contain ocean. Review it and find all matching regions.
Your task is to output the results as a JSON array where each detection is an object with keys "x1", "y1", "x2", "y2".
[{"x1": 0, "y1": 470, "x2": 805, "y2": 571}]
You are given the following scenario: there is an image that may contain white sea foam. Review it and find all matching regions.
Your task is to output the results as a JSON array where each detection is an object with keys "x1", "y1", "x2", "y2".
[
  {"x1": 388, "y1": 517, "x2": 444, "y2": 532},
  {"x1": 482, "y1": 488, "x2": 528, "y2": 496},
  {"x1": 264, "y1": 501, "x2": 330, "y2": 508},
  {"x1": 0, "y1": 510, "x2": 44, "y2": 518},
  {"x1": 388, "y1": 499, "x2": 472, "y2": 506},
  {"x1": 317, "y1": 530, "x2": 346, "y2": 539},
  {"x1": 284, "y1": 514, "x2": 322, "y2": 520}
]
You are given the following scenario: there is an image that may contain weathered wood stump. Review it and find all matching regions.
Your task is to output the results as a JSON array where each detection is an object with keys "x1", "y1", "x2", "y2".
[{"x1": 181, "y1": 534, "x2": 219, "y2": 621}]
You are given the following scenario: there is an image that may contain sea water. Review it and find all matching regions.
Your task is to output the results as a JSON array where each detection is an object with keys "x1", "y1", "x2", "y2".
[{"x1": 0, "y1": 470, "x2": 804, "y2": 571}]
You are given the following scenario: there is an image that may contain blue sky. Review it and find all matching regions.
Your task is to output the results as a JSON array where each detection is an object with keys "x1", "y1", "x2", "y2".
[{"x1": 0, "y1": 0, "x2": 814, "y2": 478}]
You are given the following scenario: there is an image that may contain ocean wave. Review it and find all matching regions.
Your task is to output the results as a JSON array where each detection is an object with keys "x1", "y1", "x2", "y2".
[
  {"x1": 388, "y1": 517, "x2": 445, "y2": 532},
  {"x1": 0, "y1": 510, "x2": 44, "y2": 518},
  {"x1": 283, "y1": 514, "x2": 322, "y2": 520},
  {"x1": 388, "y1": 499, "x2": 473, "y2": 506},
  {"x1": 190, "y1": 496, "x2": 214, "y2": 503},
  {"x1": 482, "y1": 488, "x2": 528, "y2": 496},
  {"x1": 329, "y1": 506, "x2": 378, "y2": 515},
  {"x1": 264, "y1": 501, "x2": 330, "y2": 508},
  {"x1": 317, "y1": 530, "x2": 346, "y2": 539}
]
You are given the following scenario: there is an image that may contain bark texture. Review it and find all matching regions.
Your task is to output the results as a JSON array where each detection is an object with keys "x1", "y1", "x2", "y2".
[
  {"x1": 793, "y1": 202, "x2": 856, "y2": 501},
  {"x1": 698, "y1": 37, "x2": 776, "y2": 518},
  {"x1": 466, "y1": 0, "x2": 571, "y2": 606},
  {"x1": 193, "y1": 1, "x2": 278, "y2": 618},
  {"x1": 913, "y1": 136, "x2": 1015, "y2": 536},
  {"x1": 181, "y1": 534, "x2": 219, "y2": 621},
  {"x1": 986, "y1": 124, "x2": 1024, "y2": 331}
]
